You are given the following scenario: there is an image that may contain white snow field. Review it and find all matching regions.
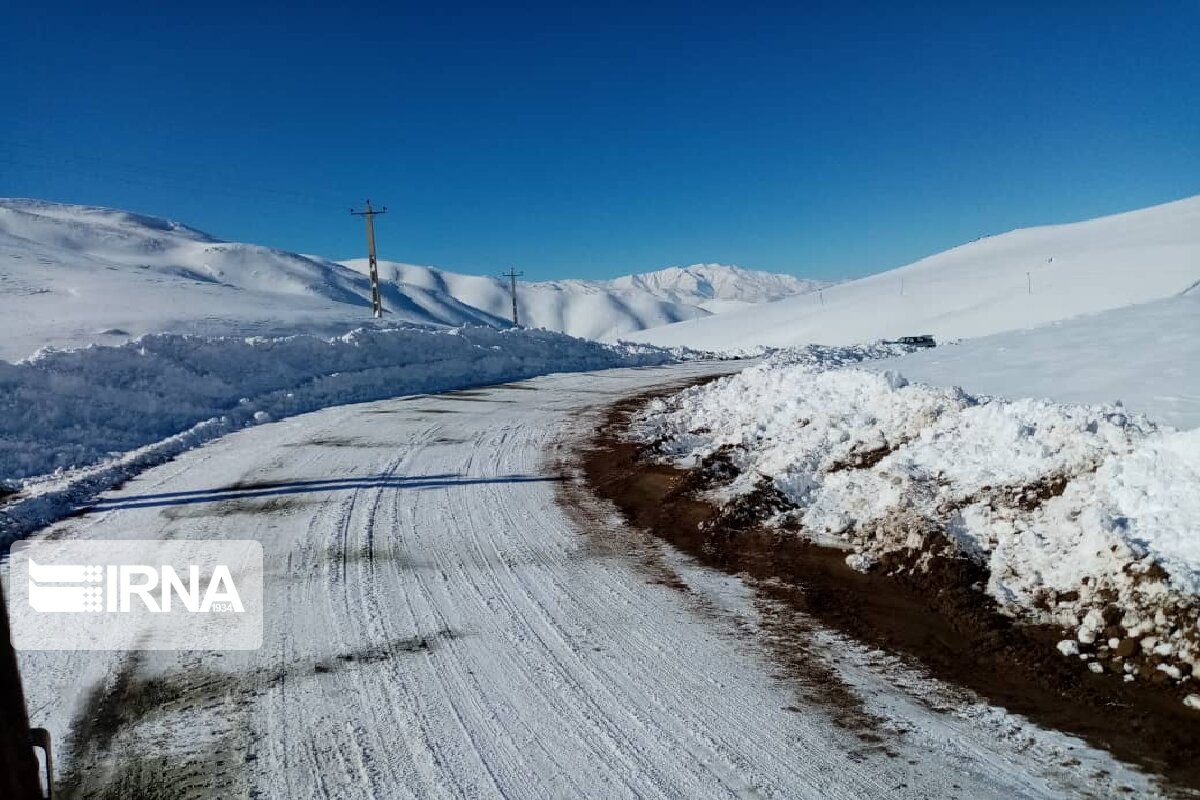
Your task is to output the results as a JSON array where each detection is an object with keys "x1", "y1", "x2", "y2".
[
  {"x1": 344, "y1": 260, "x2": 826, "y2": 341},
  {"x1": 627, "y1": 195, "x2": 1200, "y2": 351},
  {"x1": 0, "y1": 199, "x2": 820, "y2": 359},
  {"x1": 635, "y1": 359, "x2": 1200, "y2": 687},
  {"x1": 10, "y1": 364, "x2": 1159, "y2": 799},
  {"x1": 873, "y1": 287, "x2": 1200, "y2": 430}
]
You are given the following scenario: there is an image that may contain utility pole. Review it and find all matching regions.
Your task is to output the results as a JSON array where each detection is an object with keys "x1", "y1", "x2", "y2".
[
  {"x1": 501, "y1": 268, "x2": 523, "y2": 326},
  {"x1": 1027, "y1": 271, "x2": 1032, "y2": 295},
  {"x1": 350, "y1": 200, "x2": 387, "y2": 319}
]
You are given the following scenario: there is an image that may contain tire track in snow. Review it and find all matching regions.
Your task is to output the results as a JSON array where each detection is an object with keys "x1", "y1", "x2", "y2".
[
  {"x1": 398, "y1": 430, "x2": 614, "y2": 797},
  {"x1": 457, "y1": 424, "x2": 753, "y2": 797}
]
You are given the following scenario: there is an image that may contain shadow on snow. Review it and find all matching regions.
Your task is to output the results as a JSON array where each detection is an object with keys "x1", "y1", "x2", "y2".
[{"x1": 81, "y1": 473, "x2": 565, "y2": 513}]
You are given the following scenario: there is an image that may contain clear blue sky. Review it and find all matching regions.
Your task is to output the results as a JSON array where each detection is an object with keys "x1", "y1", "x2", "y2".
[{"x1": 4, "y1": 2, "x2": 1198, "y2": 281}]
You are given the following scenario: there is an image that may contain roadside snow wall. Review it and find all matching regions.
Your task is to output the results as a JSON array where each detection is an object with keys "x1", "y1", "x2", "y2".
[
  {"x1": 635, "y1": 361, "x2": 1200, "y2": 685},
  {"x1": 0, "y1": 325, "x2": 676, "y2": 543}
]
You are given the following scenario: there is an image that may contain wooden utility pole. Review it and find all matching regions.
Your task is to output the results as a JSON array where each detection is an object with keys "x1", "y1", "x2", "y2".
[
  {"x1": 501, "y1": 268, "x2": 523, "y2": 326},
  {"x1": 350, "y1": 201, "x2": 387, "y2": 319}
]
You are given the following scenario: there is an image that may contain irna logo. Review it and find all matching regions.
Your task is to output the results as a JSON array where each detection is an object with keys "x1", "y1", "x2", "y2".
[
  {"x1": 8, "y1": 540, "x2": 263, "y2": 651},
  {"x1": 27, "y1": 560, "x2": 245, "y2": 614}
]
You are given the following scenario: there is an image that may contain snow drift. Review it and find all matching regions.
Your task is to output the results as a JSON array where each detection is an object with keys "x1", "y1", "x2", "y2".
[
  {"x1": 634, "y1": 358, "x2": 1200, "y2": 686},
  {"x1": 1, "y1": 325, "x2": 676, "y2": 483},
  {"x1": 628, "y1": 195, "x2": 1200, "y2": 350},
  {"x1": 0, "y1": 325, "x2": 679, "y2": 543}
]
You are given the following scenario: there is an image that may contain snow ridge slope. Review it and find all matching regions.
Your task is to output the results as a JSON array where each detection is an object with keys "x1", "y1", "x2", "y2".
[
  {"x1": 0, "y1": 199, "x2": 504, "y2": 359},
  {"x1": 873, "y1": 288, "x2": 1200, "y2": 430},
  {"x1": 628, "y1": 195, "x2": 1200, "y2": 350}
]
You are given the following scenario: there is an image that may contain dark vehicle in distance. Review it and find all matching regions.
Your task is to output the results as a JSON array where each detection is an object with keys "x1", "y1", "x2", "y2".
[{"x1": 885, "y1": 335, "x2": 937, "y2": 348}]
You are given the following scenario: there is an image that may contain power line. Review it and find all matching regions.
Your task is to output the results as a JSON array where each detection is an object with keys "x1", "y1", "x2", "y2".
[{"x1": 350, "y1": 200, "x2": 387, "y2": 319}]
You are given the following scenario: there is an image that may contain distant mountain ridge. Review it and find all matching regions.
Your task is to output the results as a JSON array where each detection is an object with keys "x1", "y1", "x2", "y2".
[
  {"x1": 608, "y1": 264, "x2": 827, "y2": 307},
  {"x1": 343, "y1": 260, "x2": 828, "y2": 341}
]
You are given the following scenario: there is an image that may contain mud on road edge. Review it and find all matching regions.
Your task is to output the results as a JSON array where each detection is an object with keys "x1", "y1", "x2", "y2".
[{"x1": 577, "y1": 385, "x2": 1200, "y2": 796}]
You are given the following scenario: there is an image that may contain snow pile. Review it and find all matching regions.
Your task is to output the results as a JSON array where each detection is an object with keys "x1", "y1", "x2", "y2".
[
  {"x1": 0, "y1": 325, "x2": 676, "y2": 541},
  {"x1": 659, "y1": 340, "x2": 919, "y2": 364},
  {"x1": 767, "y1": 341, "x2": 918, "y2": 368},
  {"x1": 2, "y1": 325, "x2": 675, "y2": 482},
  {"x1": 634, "y1": 362, "x2": 1200, "y2": 683},
  {"x1": 628, "y1": 194, "x2": 1200, "y2": 351}
]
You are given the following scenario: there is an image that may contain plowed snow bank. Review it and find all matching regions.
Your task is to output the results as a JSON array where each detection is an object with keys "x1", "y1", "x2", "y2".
[
  {"x1": 0, "y1": 326, "x2": 678, "y2": 543},
  {"x1": 635, "y1": 358, "x2": 1200, "y2": 686}
]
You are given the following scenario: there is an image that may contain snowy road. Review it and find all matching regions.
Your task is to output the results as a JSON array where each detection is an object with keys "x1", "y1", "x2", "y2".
[{"x1": 14, "y1": 364, "x2": 1160, "y2": 798}]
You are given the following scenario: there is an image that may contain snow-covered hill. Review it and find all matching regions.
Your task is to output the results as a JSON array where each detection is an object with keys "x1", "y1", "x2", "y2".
[
  {"x1": 874, "y1": 286, "x2": 1200, "y2": 430},
  {"x1": 341, "y1": 261, "x2": 826, "y2": 341},
  {"x1": 342, "y1": 261, "x2": 708, "y2": 341},
  {"x1": 0, "y1": 199, "x2": 819, "y2": 358},
  {"x1": 0, "y1": 199, "x2": 505, "y2": 359},
  {"x1": 628, "y1": 196, "x2": 1200, "y2": 351}
]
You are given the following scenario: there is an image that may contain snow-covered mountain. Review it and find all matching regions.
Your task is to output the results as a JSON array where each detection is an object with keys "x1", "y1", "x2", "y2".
[
  {"x1": 628, "y1": 196, "x2": 1200, "y2": 351},
  {"x1": 609, "y1": 264, "x2": 827, "y2": 309},
  {"x1": 0, "y1": 199, "x2": 819, "y2": 359},
  {"x1": 341, "y1": 260, "x2": 825, "y2": 341}
]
